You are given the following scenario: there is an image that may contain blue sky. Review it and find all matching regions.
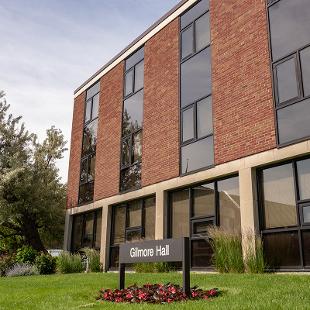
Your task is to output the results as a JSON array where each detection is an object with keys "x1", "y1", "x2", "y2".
[{"x1": 0, "y1": 0, "x2": 179, "y2": 181}]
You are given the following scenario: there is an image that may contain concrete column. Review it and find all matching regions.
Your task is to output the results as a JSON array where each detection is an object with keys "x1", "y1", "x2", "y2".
[
  {"x1": 100, "y1": 204, "x2": 110, "y2": 272},
  {"x1": 155, "y1": 189, "x2": 166, "y2": 240},
  {"x1": 239, "y1": 167, "x2": 259, "y2": 256},
  {"x1": 63, "y1": 210, "x2": 72, "y2": 251}
]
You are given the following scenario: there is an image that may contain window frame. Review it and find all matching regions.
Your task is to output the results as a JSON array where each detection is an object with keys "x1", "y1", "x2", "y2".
[
  {"x1": 267, "y1": 0, "x2": 310, "y2": 147},
  {"x1": 257, "y1": 155, "x2": 310, "y2": 270},
  {"x1": 179, "y1": 1, "x2": 214, "y2": 176},
  {"x1": 78, "y1": 83, "x2": 100, "y2": 206},
  {"x1": 120, "y1": 48, "x2": 144, "y2": 193},
  {"x1": 108, "y1": 196, "x2": 155, "y2": 270},
  {"x1": 71, "y1": 209, "x2": 102, "y2": 252},
  {"x1": 167, "y1": 175, "x2": 239, "y2": 270}
]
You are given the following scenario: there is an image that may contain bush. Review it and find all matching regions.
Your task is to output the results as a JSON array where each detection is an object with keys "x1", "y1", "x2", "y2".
[
  {"x1": 35, "y1": 253, "x2": 57, "y2": 275},
  {"x1": 0, "y1": 254, "x2": 15, "y2": 277},
  {"x1": 97, "y1": 283, "x2": 220, "y2": 304},
  {"x1": 244, "y1": 233, "x2": 267, "y2": 273},
  {"x1": 5, "y1": 263, "x2": 39, "y2": 277},
  {"x1": 82, "y1": 248, "x2": 101, "y2": 272},
  {"x1": 133, "y1": 262, "x2": 176, "y2": 273},
  {"x1": 208, "y1": 227, "x2": 244, "y2": 273},
  {"x1": 15, "y1": 246, "x2": 37, "y2": 264},
  {"x1": 57, "y1": 252, "x2": 83, "y2": 274}
]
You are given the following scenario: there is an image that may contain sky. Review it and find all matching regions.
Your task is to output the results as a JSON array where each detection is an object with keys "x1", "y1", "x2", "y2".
[{"x1": 0, "y1": 0, "x2": 179, "y2": 182}]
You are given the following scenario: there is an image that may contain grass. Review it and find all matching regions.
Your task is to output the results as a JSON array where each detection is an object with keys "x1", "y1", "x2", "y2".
[{"x1": 1, "y1": 272, "x2": 310, "y2": 309}]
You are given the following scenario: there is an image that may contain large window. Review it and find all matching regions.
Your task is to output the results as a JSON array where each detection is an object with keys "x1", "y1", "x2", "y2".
[
  {"x1": 259, "y1": 157, "x2": 310, "y2": 269},
  {"x1": 121, "y1": 48, "x2": 144, "y2": 191},
  {"x1": 71, "y1": 209, "x2": 102, "y2": 252},
  {"x1": 268, "y1": 0, "x2": 310, "y2": 145},
  {"x1": 109, "y1": 196, "x2": 155, "y2": 268},
  {"x1": 168, "y1": 175, "x2": 240, "y2": 268},
  {"x1": 180, "y1": 0, "x2": 213, "y2": 174},
  {"x1": 78, "y1": 82, "x2": 99, "y2": 204}
]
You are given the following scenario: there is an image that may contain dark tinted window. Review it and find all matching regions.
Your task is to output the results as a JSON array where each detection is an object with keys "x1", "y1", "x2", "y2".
[
  {"x1": 72, "y1": 215, "x2": 83, "y2": 251},
  {"x1": 277, "y1": 98, "x2": 310, "y2": 144},
  {"x1": 128, "y1": 200, "x2": 142, "y2": 227},
  {"x1": 171, "y1": 189, "x2": 190, "y2": 238},
  {"x1": 300, "y1": 46, "x2": 310, "y2": 97},
  {"x1": 302, "y1": 231, "x2": 310, "y2": 266},
  {"x1": 297, "y1": 158, "x2": 310, "y2": 200},
  {"x1": 112, "y1": 206, "x2": 126, "y2": 245},
  {"x1": 275, "y1": 57, "x2": 299, "y2": 104},
  {"x1": 134, "y1": 61, "x2": 144, "y2": 92},
  {"x1": 125, "y1": 69, "x2": 134, "y2": 96},
  {"x1": 133, "y1": 131, "x2": 142, "y2": 162},
  {"x1": 195, "y1": 12, "x2": 210, "y2": 52},
  {"x1": 191, "y1": 239, "x2": 213, "y2": 268},
  {"x1": 122, "y1": 90, "x2": 143, "y2": 136},
  {"x1": 181, "y1": 48, "x2": 211, "y2": 107},
  {"x1": 82, "y1": 121, "x2": 98, "y2": 156},
  {"x1": 120, "y1": 162, "x2": 141, "y2": 192},
  {"x1": 86, "y1": 82, "x2": 100, "y2": 100},
  {"x1": 126, "y1": 47, "x2": 144, "y2": 70},
  {"x1": 79, "y1": 182, "x2": 94, "y2": 204},
  {"x1": 218, "y1": 177, "x2": 241, "y2": 234},
  {"x1": 182, "y1": 106, "x2": 194, "y2": 142},
  {"x1": 261, "y1": 164, "x2": 296, "y2": 229},
  {"x1": 121, "y1": 138, "x2": 130, "y2": 167},
  {"x1": 181, "y1": 0, "x2": 209, "y2": 29},
  {"x1": 82, "y1": 213, "x2": 94, "y2": 248},
  {"x1": 144, "y1": 197, "x2": 156, "y2": 240},
  {"x1": 269, "y1": 0, "x2": 310, "y2": 61},
  {"x1": 181, "y1": 25, "x2": 194, "y2": 59},
  {"x1": 181, "y1": 136, "x2": 214, "y2": 173},
  {"x1": 264, "y1": 232, "x2": 301, "y2": 268},
  {"x1": 197, "y1": 96, "x2": 212, "y2": 138},
  {"x1": 192, "y1": 184, "x2": 215, "y2": 217}
]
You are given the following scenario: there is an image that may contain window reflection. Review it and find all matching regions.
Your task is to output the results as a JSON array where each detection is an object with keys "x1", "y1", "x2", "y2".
[{"x1": 120, "y1": 162, "x2": 142, "y2": 192}]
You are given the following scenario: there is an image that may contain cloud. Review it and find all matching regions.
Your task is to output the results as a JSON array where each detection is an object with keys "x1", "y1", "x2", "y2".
[{"x1": 0, "y1": 0, "x2": 179, "y2": 181}]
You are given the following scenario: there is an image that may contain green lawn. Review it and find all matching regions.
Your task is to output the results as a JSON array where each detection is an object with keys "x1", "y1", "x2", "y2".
[{"x1": 0, "y1": 272, "x2": 310, "y2": 309}]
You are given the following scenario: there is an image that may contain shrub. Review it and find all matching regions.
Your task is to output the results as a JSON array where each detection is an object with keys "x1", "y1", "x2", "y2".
[
  {"x1": 0, "y1": 254, "x2": 15, "y2": 277},
  {"x1": 133, "y1": 262, "x2": 176, "y2": 273},
  {"x1": 97, "y1": 283, "x2": 220, "y2": 304},
  {"x1": 244, "y1": 233, "x2": 267, "y2": 273},
  {"x1": 5, "y1": 263, "x2": 39, "y2": 277},
  {"x1": 82, "y1": 248, "x2": 101, "y2": 272},
  {"x1": 208, "y1": 227, "x2": 244, "y2": 273},
  {"x1": 57, "y1": 252, "x2": 83, "y2": 274},
  {"x1": 15, "y1": 246, "x2": 37, "y2": 264},
  {"x1": 35, "y1": 253, "x2": 57, "y2": 275}
]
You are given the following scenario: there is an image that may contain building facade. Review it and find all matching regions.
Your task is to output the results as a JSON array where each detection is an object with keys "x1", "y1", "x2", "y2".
[{"x1": 65, "y1": 0, "x2": 310, "y2": 271}]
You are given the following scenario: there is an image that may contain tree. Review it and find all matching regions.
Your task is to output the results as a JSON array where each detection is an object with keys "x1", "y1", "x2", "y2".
[{"x1": 0, "y1": 91, "x2": 67, "y2": 252}]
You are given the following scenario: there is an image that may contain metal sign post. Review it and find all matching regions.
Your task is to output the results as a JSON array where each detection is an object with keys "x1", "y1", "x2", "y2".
[{"x1": 118, "y1": 237, "x2": 190, "y2": 296}]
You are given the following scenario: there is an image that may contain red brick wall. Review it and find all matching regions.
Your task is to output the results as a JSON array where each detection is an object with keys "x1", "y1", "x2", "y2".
[
  {"x1": 211, "y1": 0, "x2": 276, "y2": 165},
  {"x1": 142, "y1": 18, "x2": 180, "y2": 186},
  {"x1": 67, "y1": 92, "x2": 85, "y2": 209},
  {"x1": 94, "y1": 63, "x2": 123, "y2": 200}
]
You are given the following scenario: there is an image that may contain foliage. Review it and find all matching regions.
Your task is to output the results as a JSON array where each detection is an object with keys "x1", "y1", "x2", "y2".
[
  {"x1": 244, "y1": 233, "x2": 267, "y2": 273},
  {"x1": 57, "y1": 252, "x2": 84, "y2": 274},
  {"x1": 15, "y1": 246, "x2": 38, "y2": 264},
  {"x1": 82, "y1": 248, "x2": 101, "y2": 272},
  {"x1": 97, "y1": 283, "x2": 219, "y2": 304},
  {"x1": 35, "y1": 253, "x2": 56, "y2": 275},
  {"x1": 134, "y1": 262, "x2": 176, "y2": 273},
  {"x1": 5, "y1": 263, "x2": 39, "y2": 277},
  {"x1": 0, "y1": 91, "x2": 67, "y2": 252},
  {"x1": 0, "y1": 253, "x2": 15, "y2": 276},
  {"x1": 208, "y1": 227, "x2": 244, "y2": 273}
]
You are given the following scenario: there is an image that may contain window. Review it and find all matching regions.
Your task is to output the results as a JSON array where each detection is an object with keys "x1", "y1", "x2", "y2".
[
  {"x1": 121, "y1": 48, "x2": 144, "y2": 191},
  {"x1": 109, "y1": 196, "x2": 155, "y2": 268},
  {"x1": 268, "y1": 0, "x2": 310, "y2": 144},
  {"x1": 258, "y1": 157, "x2": 310, "y2": 269},
  {"x1": 180, "y1": 1, "x2": 213, "y2": 174},
  {"x1": 71, "y1": 209, "x2": 102, "y2": 252},
  {"x1": 78, "y1": 82, "x2": 100, "y2": 204},
  {"x1": 168, "y1": 175, "x2": 240, "y2": 268}
]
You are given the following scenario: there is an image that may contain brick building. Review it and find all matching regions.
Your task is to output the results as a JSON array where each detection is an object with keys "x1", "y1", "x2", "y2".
[{"x1": 64, "y1": 0, "x2": 310, "y2": 271}]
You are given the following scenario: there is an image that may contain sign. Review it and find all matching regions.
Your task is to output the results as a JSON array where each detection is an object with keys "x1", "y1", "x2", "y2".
[{"x1": 118, "y1": 238, "x2": 190, "y2": 295}]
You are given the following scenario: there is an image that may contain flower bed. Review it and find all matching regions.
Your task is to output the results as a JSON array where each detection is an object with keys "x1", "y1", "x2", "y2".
[{"x1": 97, "y1": 283, "x2": 219, "y2": 304}]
